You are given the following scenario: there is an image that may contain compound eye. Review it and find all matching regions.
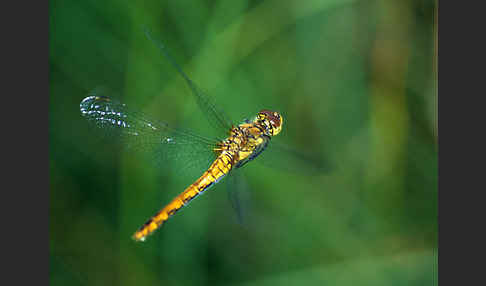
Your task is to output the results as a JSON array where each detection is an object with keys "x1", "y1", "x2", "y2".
[{"x1": 259, "y1": 110, "x2": 281, "y2": 127}]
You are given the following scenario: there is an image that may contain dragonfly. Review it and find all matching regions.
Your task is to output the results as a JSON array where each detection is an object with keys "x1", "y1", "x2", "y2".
[{"x1": 80, "y1": 29, "x2": 323, "y2": 242}]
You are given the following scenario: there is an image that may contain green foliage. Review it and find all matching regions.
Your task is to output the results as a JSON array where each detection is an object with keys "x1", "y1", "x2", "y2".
[{"x1": 49, "y1": 0, "x2": 437, "y2": 285}]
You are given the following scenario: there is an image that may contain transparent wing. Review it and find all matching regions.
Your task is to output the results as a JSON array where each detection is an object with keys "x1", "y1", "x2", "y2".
[
  {"x1": 257, "y1": 141, "x2": 333, "y2": 175},
  {"x1": 80, "y1": 88, "x2": 219, "y2": 172},
  {"x1": 143, "y1": 27, "x2": 234, "y2": 134},
  {"x1": 226, "y1": 169, "x2": 252, "y2": 226}
]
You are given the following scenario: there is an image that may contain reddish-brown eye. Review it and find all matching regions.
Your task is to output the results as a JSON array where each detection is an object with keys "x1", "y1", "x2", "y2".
[{"x1": 259, "y1": 109, "x2": 281, "y2": 128}]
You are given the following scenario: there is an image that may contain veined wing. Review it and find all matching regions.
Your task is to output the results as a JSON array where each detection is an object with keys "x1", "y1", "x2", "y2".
[
  {"x1": 143, "y1": 27, "x2": 234, "y2": 134},
  {"x1": 80, "y1": 88, "x2": 220, "y2": 171},
  {"x1": 257, "y1": 141, "x2": 333, "y2": 175},
  {"x1": 226, "y1": 169, "x2": 252, "y2": 226}
]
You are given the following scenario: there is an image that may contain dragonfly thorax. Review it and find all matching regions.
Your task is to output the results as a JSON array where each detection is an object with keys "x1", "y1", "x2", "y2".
[{"x1": 216, "y1": 110, "x2": 283, "y2": 168}]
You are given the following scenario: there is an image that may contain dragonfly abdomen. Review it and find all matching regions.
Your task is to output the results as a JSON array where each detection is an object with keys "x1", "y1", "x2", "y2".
[{"x1": 132, "y1": 152, "x2": 234, "y2": 242}]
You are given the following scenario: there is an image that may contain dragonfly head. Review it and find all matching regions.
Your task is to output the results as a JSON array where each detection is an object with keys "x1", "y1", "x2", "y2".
[{"x1": 257, "y1": 110, "x2": 283, "y2": 136}]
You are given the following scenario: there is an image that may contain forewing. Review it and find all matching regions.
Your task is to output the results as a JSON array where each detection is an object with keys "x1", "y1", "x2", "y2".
[
  {"x1": 257, "y1": 141, "x2": 333, "y2": 175},
  {"x1": 80, "y1": 89, "x2": 219, "y2": 172},
  {"x1": 143, "y1": 27, "x2": 234, "y2": 135}
]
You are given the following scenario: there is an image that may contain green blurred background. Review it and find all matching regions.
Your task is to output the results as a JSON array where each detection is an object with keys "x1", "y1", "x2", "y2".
[{"x1": 49, "y1": 0, "x2": 437, "y2": 285}]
